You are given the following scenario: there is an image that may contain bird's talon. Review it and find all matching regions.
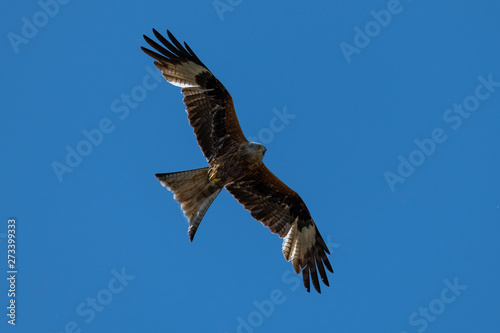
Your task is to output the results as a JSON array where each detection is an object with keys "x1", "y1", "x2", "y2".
[
  {"x1": 209, "y1": 174, "x2": 221, "y2": 183},
  {"x1": 211, "y1": 177, "x2": 221, "y2": 183}
]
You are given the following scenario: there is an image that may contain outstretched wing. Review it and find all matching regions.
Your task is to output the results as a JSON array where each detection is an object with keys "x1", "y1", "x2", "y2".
[
  {"x1": 141, "y1": 29, "x2": 247, "y2": 162},
  {"x1": 225, "y1": 164, "x2": 333, "y2": 293}
]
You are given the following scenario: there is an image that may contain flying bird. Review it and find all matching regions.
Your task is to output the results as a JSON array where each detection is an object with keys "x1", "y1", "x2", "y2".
[{"x1": 142, "y1": 29, "x2": 333, "y2": 293}]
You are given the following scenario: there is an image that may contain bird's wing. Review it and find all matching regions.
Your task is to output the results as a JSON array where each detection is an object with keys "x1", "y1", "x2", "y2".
[
  {"x1": 142, "y1": 29, "x2": 247, "y2": 162},
  {"x1": 225, "y1": 164, "x2": 333, "y2": 293}
]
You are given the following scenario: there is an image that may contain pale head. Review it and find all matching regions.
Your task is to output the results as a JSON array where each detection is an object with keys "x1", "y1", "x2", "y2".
[{"x1": 245, "y1": 142, "x2": 267, "y2": 161}]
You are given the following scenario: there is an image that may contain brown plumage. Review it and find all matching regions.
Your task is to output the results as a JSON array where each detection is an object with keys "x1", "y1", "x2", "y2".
[{"x1": 142, "y1": 29, "x2": 333, "y2": 293}]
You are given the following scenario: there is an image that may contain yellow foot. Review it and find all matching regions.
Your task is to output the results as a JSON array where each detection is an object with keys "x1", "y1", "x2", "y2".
[{"x1": 209, "y1": 174, "x2": 221, "y2": 183}]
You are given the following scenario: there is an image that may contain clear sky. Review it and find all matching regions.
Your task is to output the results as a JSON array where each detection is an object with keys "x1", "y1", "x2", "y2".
[{"x1": 1, "y1": 1, "x2": 499, "y2": 332}]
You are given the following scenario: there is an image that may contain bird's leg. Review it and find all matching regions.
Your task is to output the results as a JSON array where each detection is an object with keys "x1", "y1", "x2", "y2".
[
  {"x1": 210, "y1": 174, "x2": 221, "y2": 183},
  {"x1": 208, "y1": 168, "x2": 221, "y2": 183}
]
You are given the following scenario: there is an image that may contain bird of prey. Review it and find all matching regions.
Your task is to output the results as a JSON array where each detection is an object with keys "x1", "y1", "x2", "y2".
[{"x1": 142, "y1": 29, "x2": 333, "y2": 293}]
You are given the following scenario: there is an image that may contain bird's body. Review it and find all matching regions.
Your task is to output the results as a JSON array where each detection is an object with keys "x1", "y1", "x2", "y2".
[
  {"x1": 142, "y1": 29, "x2": 333, "y2": 293},
  {"x1": 209, "y1": 141, "x2": 266, "y2": 184}
]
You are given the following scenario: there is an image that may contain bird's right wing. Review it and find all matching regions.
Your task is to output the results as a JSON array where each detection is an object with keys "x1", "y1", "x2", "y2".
[{"x1": 142, "y1": 29, "x2": 247, "y2": 162}]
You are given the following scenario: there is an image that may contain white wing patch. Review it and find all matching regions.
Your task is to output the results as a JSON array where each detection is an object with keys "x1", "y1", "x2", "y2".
[
  {"x1": 155, "y1": 61, "x2": 208, "y2": 88},
  {"x1": 282, "y1": 221, "x2": 317, "y2": 274},
  {"x1": 282, "y1": 220, "x2": 298, "y2": 261}
]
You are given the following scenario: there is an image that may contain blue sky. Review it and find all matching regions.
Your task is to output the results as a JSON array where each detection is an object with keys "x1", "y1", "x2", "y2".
[{"x1": 1, "y1": 1, "x2": 499, "y2": 332}]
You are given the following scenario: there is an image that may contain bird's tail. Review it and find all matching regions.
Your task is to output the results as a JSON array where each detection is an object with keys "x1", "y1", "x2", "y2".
[{"x1": 155, "y1": 167, "x2": 222, "y2": 241}]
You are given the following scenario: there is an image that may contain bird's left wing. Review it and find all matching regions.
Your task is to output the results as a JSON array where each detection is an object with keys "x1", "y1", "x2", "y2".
[
  {"x1": 225, "y1": 164, "x2": 333, "y2": 293},
  {"x1": 141, "y1": 29, "x2": 247, "y2": 162}
]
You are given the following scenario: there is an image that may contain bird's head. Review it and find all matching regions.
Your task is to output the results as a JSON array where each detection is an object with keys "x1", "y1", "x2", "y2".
[{"x1": 246, "y1": 142, "x2": 267, "y2": 161}]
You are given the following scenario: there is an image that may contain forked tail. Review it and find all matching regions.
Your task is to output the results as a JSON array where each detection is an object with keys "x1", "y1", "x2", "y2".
[{"x1": 155, "y1": 167, "x2": 222, "y2": 241}]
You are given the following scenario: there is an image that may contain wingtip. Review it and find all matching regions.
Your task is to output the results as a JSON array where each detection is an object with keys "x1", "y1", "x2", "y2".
[
  {"x1": 316, "y1": 232, "x2": 331, "y2": 254},
  {"x1": 153, "y1": 28, "x2": 163, "y2": 40},
  {"x1": 324, "y1": 257, "x2": 334, "y2": 273}
]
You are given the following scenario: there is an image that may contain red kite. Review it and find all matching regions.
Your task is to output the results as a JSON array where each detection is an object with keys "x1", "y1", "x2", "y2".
[{"x1": 142, "y1": 29, "x2": 333, "y2": 293}]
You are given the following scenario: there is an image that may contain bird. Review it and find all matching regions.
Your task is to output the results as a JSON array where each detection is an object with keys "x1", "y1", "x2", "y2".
[{"x1": 142, "y1": 29, "x2": 333, "y2": 293}]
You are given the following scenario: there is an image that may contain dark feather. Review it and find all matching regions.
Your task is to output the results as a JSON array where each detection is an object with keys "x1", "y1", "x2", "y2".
[
  {"x1": 226, "y1": 164, "x2": 333, "y2": 293},
  {"x1": 142, "y1": 30, "x2": 246, "y2": 161}
]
